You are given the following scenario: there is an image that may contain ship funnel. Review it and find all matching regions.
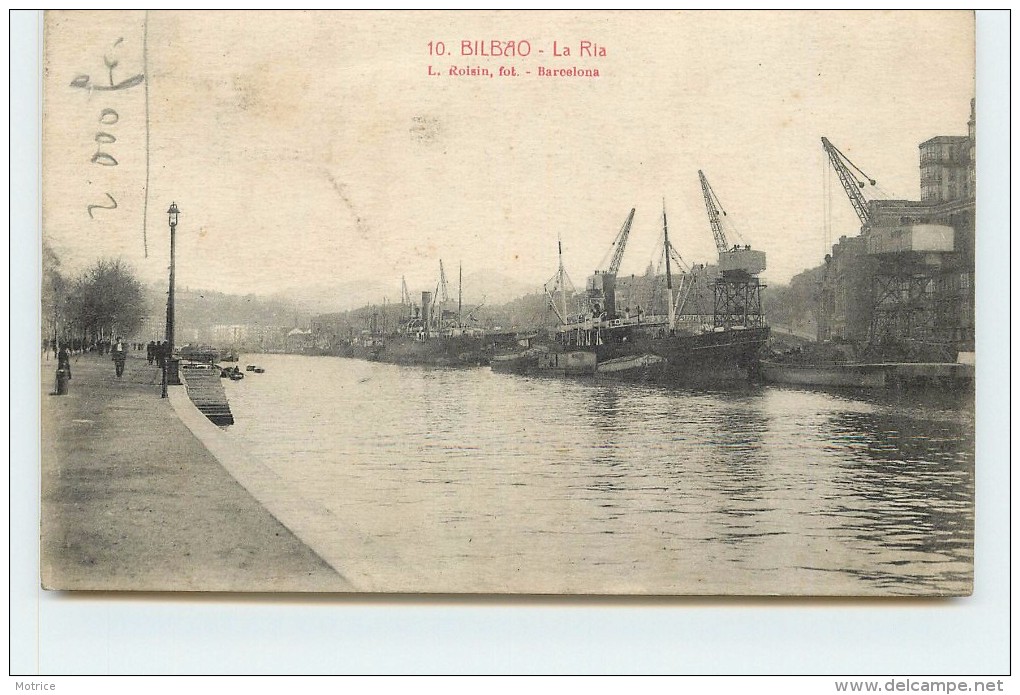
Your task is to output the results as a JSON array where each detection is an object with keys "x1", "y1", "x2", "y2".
[{"x1": 421, "y1": 291, "x2": 432, "y2": 336}]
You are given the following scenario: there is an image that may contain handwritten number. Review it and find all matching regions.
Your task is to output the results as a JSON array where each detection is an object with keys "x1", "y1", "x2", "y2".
[
  {"x1": 99, "y1": 108, "x2": 119, "y2": 125},
  {"x1": 69, "y1": 73, "x2": 144, "y2": 92},
  {"x1": 87, "y1": 193, "x2": 118, "y2": 219},
  {"x1": 72, "y1": 37, "x2": 138, "y2": 221},
  {"x1": 91, "y1": 153, "x2": 118, "y2": 166},
  {"x1": 92, "y1": 132, "x2": 118, "y2": 166}
]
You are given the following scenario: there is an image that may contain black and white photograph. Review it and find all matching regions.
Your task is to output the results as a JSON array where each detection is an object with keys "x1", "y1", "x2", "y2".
[{"x1": 35, "y1": 11, "x2": 983, "y2": 599}]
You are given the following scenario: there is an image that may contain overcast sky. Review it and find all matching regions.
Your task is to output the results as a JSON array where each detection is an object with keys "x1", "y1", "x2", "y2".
[{"x1": 43, "y1": 10, "x2": 974, "y2": 300}]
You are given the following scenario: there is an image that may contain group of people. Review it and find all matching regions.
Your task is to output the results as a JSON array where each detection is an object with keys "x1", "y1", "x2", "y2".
[
  {"x1": 146, "y1": 340, "x2": 172, "y2": 368},
  {"x1": 44, "y1": 338, "x2": 154, "y2": 358},
  {"x1": 49, "y1": 336, "x2": 175, "y2": 395}
]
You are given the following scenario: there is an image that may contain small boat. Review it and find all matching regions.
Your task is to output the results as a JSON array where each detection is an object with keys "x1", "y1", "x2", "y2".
[
  {"x1": 762, "y1": 359, "x2": 974, "y2": 390},
  {"x1": 252, "y1": 367, "x2": 265, "y2": 374},
  {"x1": 490, "y1": 346, "x2": 547, "y2": 375},
  {"x1": 245, "y1": 365, "x2": 256, "y2": 372},
  {"x1": 535, "y1": 350, "x2": 597, "y2": 375},
  {"x1": 596, "y1": 353, "x2": 664, "y2": 379},
  {"x1": 762, "y1": 361, "x2": 886, "y2": 388}
]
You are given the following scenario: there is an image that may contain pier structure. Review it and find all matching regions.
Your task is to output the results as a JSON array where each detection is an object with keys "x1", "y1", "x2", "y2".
[
  {"x1": 180, "y1": 362, "x2": 234, "y2": 426},
  {"x1": 818, "y1": 100, "x2": 975, "y2": 361},
  {"x1": 698, "y1": 170, "x2": 767, "y2": 331}
]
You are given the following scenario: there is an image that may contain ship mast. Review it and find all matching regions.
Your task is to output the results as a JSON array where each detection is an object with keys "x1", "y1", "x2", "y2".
[
  {"x1": 663, "y1": 200, "x2": 675, "y2": 333},
  {"x1": 458, "y1": 262, "x2": 463, "y2": 328},
  {"x1": 558, "y1": 235, "x2": 568, "y2": 324},
  {"x1": 545, "y1": 233, "x2": 573, "y2": 325}
]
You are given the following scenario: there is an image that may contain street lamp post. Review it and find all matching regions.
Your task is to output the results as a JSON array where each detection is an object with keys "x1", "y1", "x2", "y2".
[{"x1": 162, "y1": 202, "x2": 180, "y2": 398}]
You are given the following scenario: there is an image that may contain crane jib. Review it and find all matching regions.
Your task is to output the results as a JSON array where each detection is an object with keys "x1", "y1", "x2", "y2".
[
  {"x1": 699, "y1": 170, "x2": 729, "y2": 254},
  {"x1": 605, "y1": 207, "x2": 636, "y2": 275},
  {"x1": 821, "y1": 137, "x2": 874, "y2": 226}
]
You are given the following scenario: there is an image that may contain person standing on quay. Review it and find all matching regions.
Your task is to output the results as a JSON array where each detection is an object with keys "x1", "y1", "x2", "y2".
[
  {"x1": 55, "y1": 346, "x2": 72, "y2": 395},
  {"x1": 112, "y1": 336, "x2": 127, "y2": 378}
]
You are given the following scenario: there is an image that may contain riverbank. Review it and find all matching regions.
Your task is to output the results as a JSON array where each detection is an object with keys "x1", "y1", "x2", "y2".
[{"x1": 40, "y1": 352, "x2": 351, "y2": 591}]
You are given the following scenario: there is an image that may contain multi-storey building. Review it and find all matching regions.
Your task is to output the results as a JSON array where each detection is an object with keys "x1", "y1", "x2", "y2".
[{"x1": 819, "y1": 100, "x2": 975, "y2": 359}]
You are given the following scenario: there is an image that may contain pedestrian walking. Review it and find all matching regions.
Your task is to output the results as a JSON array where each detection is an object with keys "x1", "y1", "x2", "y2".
[
  {"x1": 55, "y1": 346, "x2": 72, "y2": 395},
  {"x1": 112, "y1": 336, "x2": 127, "y2": 378},
  {"x1": 147, "y1": 341, "x2": 155, "y2": 365},
  {"x1": 156, "y1": 341, "x2": 167, "y2": 370}
]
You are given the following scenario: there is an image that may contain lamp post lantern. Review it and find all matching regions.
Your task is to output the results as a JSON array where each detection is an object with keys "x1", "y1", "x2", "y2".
[{"x1": 162, "y1": 202, "x2": 180, "y2": 397}]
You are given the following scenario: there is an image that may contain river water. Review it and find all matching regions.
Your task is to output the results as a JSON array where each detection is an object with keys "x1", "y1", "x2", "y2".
[{"x1": 223, "y1": 354, "x2": 973, "y2": 595}]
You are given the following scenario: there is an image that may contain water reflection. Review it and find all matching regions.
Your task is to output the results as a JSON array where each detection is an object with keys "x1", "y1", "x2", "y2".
[
  {"x1": 224, "y1": 356, "x2": 973, "y2": 595},
  {"x1": 810, "y1": 408, "x2": 974, "y2": 593}
]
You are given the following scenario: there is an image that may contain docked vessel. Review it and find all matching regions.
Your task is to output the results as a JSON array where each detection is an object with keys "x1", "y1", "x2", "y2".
[
  {"x1": 762, "y1": 359, "x2": 974, "y2": 390},
  {"x1": 491, "y1": 345, "x2": 597, "y2": 376},
  {"x1": 376, "y1": 332, "x2": 490, "y2": 367},
  {"x1": 762, "y1": 360, "x2": 886, "y2": 388},
  {"x1": 762, "y1": 342, "x2": 975, "y2": 390},
  {"x1": 495, "y1": 180, "x2": 771, "y2": 385},
  {"x1": 343, "y1": 264, "x2": 493, "y2": 368},
  {"x1": 760, "y1": 136, "x2": 975, "y2": 391}
]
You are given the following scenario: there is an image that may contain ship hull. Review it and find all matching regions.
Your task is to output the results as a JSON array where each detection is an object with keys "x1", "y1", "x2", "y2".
[
  {"x1": 762, "y1": 362, "x2": 887, "y2": 388},
  {"x1": 490, "y1": 352, "x2": 536, "y2": 374},
  {"x1": 594, "y1": 354, "x2": 665, "y2": 381},
  {"x1": 599, "y1": 327, "x2": 770, "y2": 385},
  {"x1": 350, "y1": 332, "x2": 489, "y2": 365},
  {"x1": 762, "y1": 360, "x2": 974, "y2": 390},
  {"x1": 490, "y1": 349, "x2": 596, "y2": 376},
  {"x1": 492, "y1": 327, "x2": 770, "y2": 385}
]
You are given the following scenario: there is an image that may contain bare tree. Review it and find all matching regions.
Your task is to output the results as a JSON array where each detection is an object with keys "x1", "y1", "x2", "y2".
[
  {"x1": 41, "y1": 241, "x2": 68, "y2": 348},
  {"x1": 62, "y1": 258, "x2": 148, "y2": 345}
]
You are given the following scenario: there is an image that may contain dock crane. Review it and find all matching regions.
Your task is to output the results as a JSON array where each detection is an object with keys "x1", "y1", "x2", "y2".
[
  {"x1": 697, "y1": 170, "x2": 766, "y2": 329},
  {"x1": 820, "y1": 137, "x2": 950, "y2": 353},
  {"x1": 820, "y1": 137, "x2": 877, "y2": 226},
  {"x1": 605, "y1": 207, "x2": 636, "y2": 277},
  {"x1": 698, "y1": 170, "x2": 766, "y2": 278},
  {"x1": 585, "y1": 207, "x2": 636, "y2": 319},
  {"x1": 699, "y1": 170, "x2": 730, "y2": 257},
  {"x1": 400, "y1": 276, "x2": 415, "y2": 319},
  {"x1": 438, "y1": 260, "x2": 451, "y2": 304}
]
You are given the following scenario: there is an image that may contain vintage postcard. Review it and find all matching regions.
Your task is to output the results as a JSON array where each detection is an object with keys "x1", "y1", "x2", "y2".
[{"x1": 40, "y1": 10, "x2": 976, "y2": 594}]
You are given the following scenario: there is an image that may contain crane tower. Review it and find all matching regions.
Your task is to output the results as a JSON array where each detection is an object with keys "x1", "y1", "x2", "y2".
[
  {"x1": 585, "y1": 208, "x2": 635, "y2": 320},
  {"x1": 698, "y1": 171, "x2": 766, "y2": 330}
]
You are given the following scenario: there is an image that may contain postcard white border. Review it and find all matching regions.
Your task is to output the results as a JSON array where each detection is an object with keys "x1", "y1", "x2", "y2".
[{"x1": 10, "y1": 9, "x2": 1011, "y2": 675}]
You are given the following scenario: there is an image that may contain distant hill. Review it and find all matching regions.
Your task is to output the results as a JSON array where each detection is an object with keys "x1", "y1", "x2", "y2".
[
  {"x1": 272, "y1": 268, "x2": 543, "y2": 314},
  {"x1": 142, "y1": 284, "x2": 305, "y2": 342},
  {"x1": 138, "y1": 262, "x2": 826, "y2": 346},
  {"x1": 272, "y1": 279, "x2": 398, "y2": 315},
  {"x1": 459, "y1": 270, "x2": 544, "y2": 305}
]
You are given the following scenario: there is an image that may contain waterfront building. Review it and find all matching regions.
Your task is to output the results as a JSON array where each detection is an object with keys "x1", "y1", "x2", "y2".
[{"x1": 819, "y1": 99, "x2": 975, "y2": 358}]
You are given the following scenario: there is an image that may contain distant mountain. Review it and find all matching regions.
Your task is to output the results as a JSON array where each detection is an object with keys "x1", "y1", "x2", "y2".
[
  {"x1": 272, "y1": 269, "x2": 543, "y2": 314},
  {"x1": 272, "y1": 279, "x2": 399, "y2": 315}
]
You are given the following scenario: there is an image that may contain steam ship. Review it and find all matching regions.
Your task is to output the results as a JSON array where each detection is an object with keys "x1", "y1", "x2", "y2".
[
  {"x1": 347, "y1": 263, "x2": 494, "y2": 368},
  {"x1": 493, "y1": 174, "x2": 771, "y2": 383}
]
